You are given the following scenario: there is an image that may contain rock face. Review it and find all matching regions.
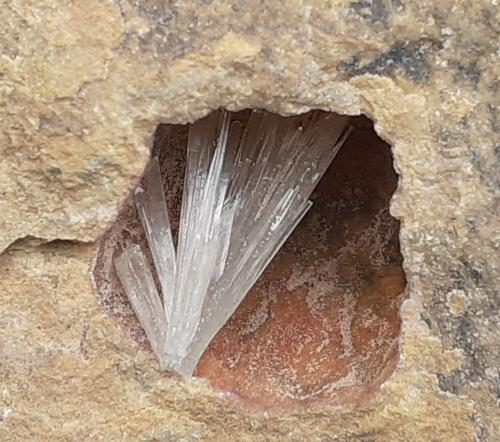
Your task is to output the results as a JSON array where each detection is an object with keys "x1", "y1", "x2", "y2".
[{"x1": 0, "y1": 1, "x2": 498, "y2": 441}]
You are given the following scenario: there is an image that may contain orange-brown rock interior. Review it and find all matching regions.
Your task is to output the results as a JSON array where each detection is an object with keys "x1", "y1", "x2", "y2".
[
  {"x1": 197, "y1": 116, "x2": 406, "y2": 408},
  {"x1": 94, "y1": 113, "x2": 406, "y2": 410}
]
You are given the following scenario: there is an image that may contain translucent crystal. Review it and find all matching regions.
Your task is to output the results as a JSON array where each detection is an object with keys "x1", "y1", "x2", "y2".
[
  {"x1": 134, "y1": 157, "x2": 176, "y2": 322},
  {"x1": 114, "y1": 244, "x2": 168, "y2": 368},
  {"x1": 114, "y1": 110, "x2": 350, "y2": 376}
]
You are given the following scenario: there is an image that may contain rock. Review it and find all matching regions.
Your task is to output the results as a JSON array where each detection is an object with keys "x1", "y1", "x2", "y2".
[{"x1": 0, "y1": 0, "x2": 498, "y2": 440}]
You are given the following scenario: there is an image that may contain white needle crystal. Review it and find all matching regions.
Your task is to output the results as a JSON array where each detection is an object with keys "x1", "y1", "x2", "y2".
[{"x1": 114, "y1": 110, "x2": 350, "y2": 376}]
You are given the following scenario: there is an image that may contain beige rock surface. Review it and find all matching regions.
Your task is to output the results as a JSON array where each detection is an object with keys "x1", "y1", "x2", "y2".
[{"x1": 0, "y1": 0, "x2": 498, "y2": 440}]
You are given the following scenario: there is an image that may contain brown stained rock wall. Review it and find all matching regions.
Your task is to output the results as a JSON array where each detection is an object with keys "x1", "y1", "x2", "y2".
[
  {"x1": 196, "y1": 117, "x2": 407, "y2": 408},
  {"x1": 0, "y1": 0, "x2": 498, "y2": 441},
  {"x1": 94, "y1": 114, "x2": 407, "y2": 410}
]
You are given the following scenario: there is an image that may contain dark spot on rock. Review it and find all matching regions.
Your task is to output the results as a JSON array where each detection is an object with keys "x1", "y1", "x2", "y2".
[
  {"x1": 1, "y1": 34, "x2": 20, "y2": 60},
  {"x1": 420, "y1": 312, "x2": 433, "y2": 328},
  {"x1": 129, "y1": 0, "x2": 198, "y2": 59},
  {"x1": 437, "y1": 370, "x2": 462, "y2": 394},
  {"x1": 47, "y1": 167, "x2": 64, "y2": 185},
  {"x1": 459, "y1": 257, "x2": 483, "y2": 285},
  {"x1": 465, "y1": 107, "x2": 500, "y2": 189},
  {"x1": 48, "y1": 167, "x2": 62, "y2": 177},
  {"x1": 132, "y1": 0, "x2": 177, "y2": 26},
  {"x1": 455, "y1": 61, "x2": 482, "y2": 85},
  {"x1": 466, "y1": 217, "x2": 477, "y2": 233},
  {"x1": 488, "y1": 79, "x2": 499, "y2": 94},
  {"x1": 349, "y1": 0, "x2": 388, "y2": 25},
  {"x1": 487, "y1": 103, "x2": 498, "y2": 132},
  {"x1": 337, "y1": 56, "x2": 361, "y2": 73},
  {"x1": 437, "y1": 127, "x2": 471, "y2": 158},
  {"x1": 449, "y1": 270, "x2": 467, "y2": 291},
  {"x1": 337, "y1": 41, "x2": 432, "y2": 82},
  {"x1": 391, "y1": 0, "x2": 405, "y2": 12},
  {"x1": 469, "y1": 139, "x2": 500, "y2": 191},
  {"x1": 481, "y1": 9, "x2": 493, "y2": 26},
  {"x1": 455, "y1": 313, "x2": 486, "y2": 381},
  {"x1": 468, "y1": 267, "x2": 483, "y2": 285},
  {"x1": 494, "y1": 375, "x2": 500, "y2": 401}
]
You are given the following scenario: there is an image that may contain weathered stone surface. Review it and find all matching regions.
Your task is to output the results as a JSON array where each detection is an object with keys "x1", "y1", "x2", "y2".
[{"x1": 0, "y1": 0, "x2": 498, "y2": 440}]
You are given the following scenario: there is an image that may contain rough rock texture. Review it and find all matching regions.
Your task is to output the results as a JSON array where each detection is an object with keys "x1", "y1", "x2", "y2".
[{"x1": 0, "y1": 0, "x2": 498, "y2": 441}]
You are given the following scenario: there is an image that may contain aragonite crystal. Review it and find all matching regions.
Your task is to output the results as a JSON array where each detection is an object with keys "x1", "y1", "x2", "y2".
[{"x1": 114, "y1": 110, "x2": 350, "y2": 376}]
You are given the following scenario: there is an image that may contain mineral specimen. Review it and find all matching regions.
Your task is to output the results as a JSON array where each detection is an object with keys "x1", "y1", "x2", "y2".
[{"x1": 115, "y1": 110, "x2": 350, "y2": 376}]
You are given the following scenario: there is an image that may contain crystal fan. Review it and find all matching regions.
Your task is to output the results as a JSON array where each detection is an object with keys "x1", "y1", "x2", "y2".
[{"x1": 114, "y1": 110, "x2": 350, "y2": 376}]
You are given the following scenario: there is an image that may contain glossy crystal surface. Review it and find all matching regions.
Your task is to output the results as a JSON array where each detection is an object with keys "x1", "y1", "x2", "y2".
[{"x1": 114, "y1": 110, "x2": 349, "y2": 376}]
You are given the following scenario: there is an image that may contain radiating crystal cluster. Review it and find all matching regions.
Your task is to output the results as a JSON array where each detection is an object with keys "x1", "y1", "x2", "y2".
[{"x1": 115, "y1": 110, "x2": 350, "y2": 377}]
